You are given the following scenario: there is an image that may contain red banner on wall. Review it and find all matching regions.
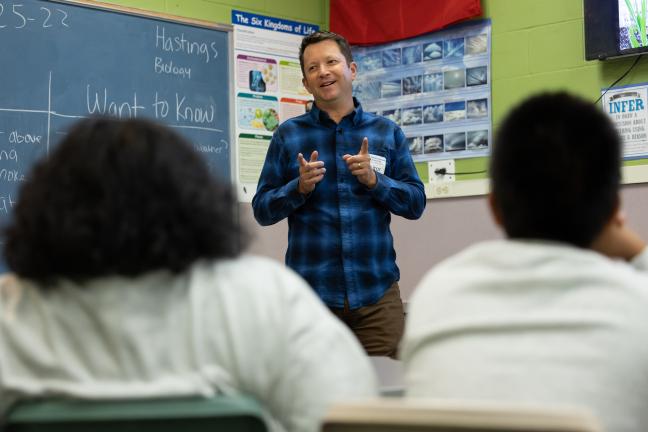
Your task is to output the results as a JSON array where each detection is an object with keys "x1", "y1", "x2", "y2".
[{"x1": 330, "y1": 0, "x2": 482, "y2": 45}]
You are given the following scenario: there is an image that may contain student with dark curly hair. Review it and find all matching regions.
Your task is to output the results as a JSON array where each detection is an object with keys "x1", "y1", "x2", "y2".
[
  {"x1": 0, "y1": 117, "x2": 377, "y2": 432},
  {"x1": 402, "y1": 92, "x2": 648, "y2": 432}
]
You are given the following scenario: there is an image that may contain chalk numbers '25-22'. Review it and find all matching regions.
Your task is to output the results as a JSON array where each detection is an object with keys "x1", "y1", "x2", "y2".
[{"x1": 0, "y1": 3, "x2": 69, "y2": 29}]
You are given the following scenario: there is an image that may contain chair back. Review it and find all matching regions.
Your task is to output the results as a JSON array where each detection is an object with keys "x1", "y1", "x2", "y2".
[
  {"x1": 5, "y1": 395, "x2": 268, "y2": 432},
  {"x1": 321, "y1": 398, "x2": 604, "y2": 432}
]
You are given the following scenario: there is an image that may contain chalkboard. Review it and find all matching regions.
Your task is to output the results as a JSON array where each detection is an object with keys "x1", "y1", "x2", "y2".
[{"x1": 0, "y1": 0, "x2": 232, "y2": 270}]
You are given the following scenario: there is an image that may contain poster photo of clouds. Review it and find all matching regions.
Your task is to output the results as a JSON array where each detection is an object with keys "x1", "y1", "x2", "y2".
[{"x1": 352, "y1": 19, "x2": 492, "y2": 163}]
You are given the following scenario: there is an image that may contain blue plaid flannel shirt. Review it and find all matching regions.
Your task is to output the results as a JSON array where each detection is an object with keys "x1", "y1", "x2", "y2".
[{"x1": 252, "y1": 100, "x2": 425, "y2": 309}]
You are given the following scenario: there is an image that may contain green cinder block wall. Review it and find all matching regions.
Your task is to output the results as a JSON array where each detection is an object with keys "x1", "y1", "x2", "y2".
[
  {"x1": 484, "y1": 0, "x2": 648, "y2": 128},
  {"x1": 92, "y1": 0, "x2": 329, "y2": 34},
  {"x1": 94, "y1": 0, "x2": 648, "y2": 162},
  {"x1": 93, "y1": 0, "x2": 648, "y2": 128},
  {"x1": 483, "y1": 0, "x2": 648, "y2": 170}
]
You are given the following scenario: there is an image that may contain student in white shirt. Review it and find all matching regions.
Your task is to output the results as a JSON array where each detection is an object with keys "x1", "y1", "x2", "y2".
[
  {"x1": 402, "y1": 92, "x2": 648, "y2": 432},
  {"x1": 0, "y1": 117, "x2": 377, "y2": 432}
]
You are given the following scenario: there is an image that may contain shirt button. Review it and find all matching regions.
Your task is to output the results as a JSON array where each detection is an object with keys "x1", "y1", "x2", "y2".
[{"x1": 337, "y1": 129, "x2": 343, "y2": 134}]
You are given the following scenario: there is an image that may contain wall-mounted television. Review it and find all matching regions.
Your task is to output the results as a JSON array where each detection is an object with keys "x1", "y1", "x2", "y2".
[{"x1": 585, "y1": 0, "x2": 648, "y2": 60}]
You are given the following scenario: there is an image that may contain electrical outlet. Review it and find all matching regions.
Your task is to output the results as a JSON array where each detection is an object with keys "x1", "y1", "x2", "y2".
[{"x1": 428, "y1": 159, "x2": 455, "y2": 183}]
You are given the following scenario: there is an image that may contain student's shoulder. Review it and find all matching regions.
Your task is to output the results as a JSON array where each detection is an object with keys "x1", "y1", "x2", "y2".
[
  {"x1": 221, "y1": 254, "x2": 289, "y2": 275},
  {"x1": 191, "y1": 255, "x2": 310, "y2": 298},
  {"x1": 0, "y1": 273, "x2": 43, "y2": 299},
  {"x1": 605, "y1": 254, "x2": 648, "y2": 297}
]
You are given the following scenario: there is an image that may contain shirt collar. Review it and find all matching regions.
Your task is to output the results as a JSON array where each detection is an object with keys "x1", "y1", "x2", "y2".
[{"x1": 309, "y1": 97, "x2": 364, "y2": 126}]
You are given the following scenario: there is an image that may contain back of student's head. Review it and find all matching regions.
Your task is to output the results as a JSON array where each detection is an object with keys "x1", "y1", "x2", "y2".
[
  {"x1": 4, "y1": 116, "x2": 246, "y2": 283},
  {"x1": 490, "y1": 92, "x2": 621, "y2": 248}
]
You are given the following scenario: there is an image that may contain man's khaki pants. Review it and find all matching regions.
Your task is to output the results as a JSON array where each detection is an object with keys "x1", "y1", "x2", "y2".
[{"x1": 329, "y1": 282, "x2": 404, "y2": 358}]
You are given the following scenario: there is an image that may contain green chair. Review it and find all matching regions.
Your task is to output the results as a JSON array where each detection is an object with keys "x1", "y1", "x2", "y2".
[{"x1": 5, "y1": 395, "x2": 269, "y2": 432}]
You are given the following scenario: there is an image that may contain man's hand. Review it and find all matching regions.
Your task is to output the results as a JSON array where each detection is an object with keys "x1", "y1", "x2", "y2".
[
  {"x1": 343, "y1": 137, "x2": 377, "y2": 188},
  {"x1": 297, "y1": 150, "x2": 326, "y2": 195},
  {"x1": 591, "y1": 210, "x2": 646, "y2": 261}
]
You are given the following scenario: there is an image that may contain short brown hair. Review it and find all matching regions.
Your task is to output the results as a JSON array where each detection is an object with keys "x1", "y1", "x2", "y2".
[{"x1": 299, "y1": 31, "x2": 353, "y2": 74}]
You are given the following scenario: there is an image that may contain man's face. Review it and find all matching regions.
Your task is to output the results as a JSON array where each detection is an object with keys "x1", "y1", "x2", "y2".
[{"x1": 301, "y1": 40, "x2": 357, "y2": 107}]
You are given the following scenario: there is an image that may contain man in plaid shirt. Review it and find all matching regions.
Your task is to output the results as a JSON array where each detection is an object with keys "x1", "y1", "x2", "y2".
[{"x1": 253, "y1": 31, "x2": 425, "y2": 357}]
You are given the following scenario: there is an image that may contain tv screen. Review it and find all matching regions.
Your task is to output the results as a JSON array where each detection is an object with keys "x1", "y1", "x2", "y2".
[
  {"x1": 619, "y1": 0, "x2": 648, "y2": 52},
  {"x1": 585, "y1": 0, "x2": 648, "y2": 60}
]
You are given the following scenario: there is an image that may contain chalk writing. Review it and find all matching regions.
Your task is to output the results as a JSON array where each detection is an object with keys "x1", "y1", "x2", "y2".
[
  {"x1": 86, "y1": 86, "x2": 145, "y2": 118},
  {"x1": 0, "y1": 150, "x2": 18, "y2": 162},
  {"x1": 176, "y1": 94, "x2": 214, "y2": 124},
  {"x1": 8, "y1": 131, "x2": 41, "y2": 144},
  {"x1": 0, "y1": 169, "x2": 24, "y2": 182},
  {"x1": 154, "y1": 57, "x2": 192, "y2": 79},
  {"x1": 0, "y1": 4, "x2": 68, "y2": 29},
  {"x1": 0, "y1": 194, "x2": 16, "y2": 214},
  {"x1": 155, "y1": 26, "x2": 218, "y2": 63},
  {"x1": 0, "y1": 0, "x2": 231, "y2": 274}
]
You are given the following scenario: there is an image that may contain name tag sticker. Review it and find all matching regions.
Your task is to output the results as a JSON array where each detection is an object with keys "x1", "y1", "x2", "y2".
[{"x1": 369, "y1": 154, "x2": 386, "y2": 174}]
